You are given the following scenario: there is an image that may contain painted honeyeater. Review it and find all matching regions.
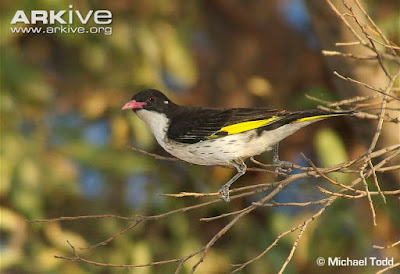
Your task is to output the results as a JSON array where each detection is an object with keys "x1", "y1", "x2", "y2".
[{"x1": 122, "y1": 89, "x2": 352, "y2": 202}]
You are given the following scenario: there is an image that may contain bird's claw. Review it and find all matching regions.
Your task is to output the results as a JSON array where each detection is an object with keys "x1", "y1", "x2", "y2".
[
  {"x1": 274, "y1": 160, "x2": 293, "y2": 176},
  {"x1": 218, "y1": 186, "x2": 230, "y2": 202}
]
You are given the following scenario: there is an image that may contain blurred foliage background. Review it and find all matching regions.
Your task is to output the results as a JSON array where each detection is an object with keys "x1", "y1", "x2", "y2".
[{"x1": 1, "y1": 0, "x2": 399, "y2": 273}]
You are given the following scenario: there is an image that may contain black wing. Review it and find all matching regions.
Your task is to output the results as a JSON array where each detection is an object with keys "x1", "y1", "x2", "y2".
[{"x1": 167, "y1": 107, "x2": 285, "y2": 144}]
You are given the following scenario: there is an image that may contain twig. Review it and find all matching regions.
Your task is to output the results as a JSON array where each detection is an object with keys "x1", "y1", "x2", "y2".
[
  {"x1": 326, "y1": 0, "x2": 368, "y2": 46},
  {"x1": 333, "y1": 71, "x2": 399, "y2": 101},
  {"x1": 368, "y1": 159, "x2": 386, "y2": 203},
  {"x1": 55, "y1": 240, "x2": 183, "y2": 268},
  {"x1": 302, "y1": 153, "x2": 359, "y2": 192},
  {"x1": 376, "y1": 165, "x2": 400, "y2": 172},
  {"x1": 359, "y1": 164, "x2": 377, "y2": 226},
  {"x1": 373, "y1": 240, "x2": 400, "y2": 250},
  {"x1": 28, "y1": 214, "x2": 137, "y2": 223},
  {"x1": 80, "y1": 220, "x2": 143, "y2": 250},
  {"x1": 329, "y1": 95, "x2": 379, "y2": 107},
  {"x1": 335, "y1": 41, "x2": 360, "y2": 46},
  {"x1": 322, "y1": 50, "x2": 381, "y2": 60},
  {"x1": 253, "y1": 199, "x2": 330, "y2": 207},
  {"x1": 160, "y1": 192, "x2": 219, "y2": 198},
  {"x1": 376, "y1": 262, "x2": 400, "y2": 274},
  {"x1": 353, "y1": 0, "x2": 398, "y2": 56},
  {"x1": 368, "y1": 70, "x2": 400, "y2": 153},
  {"x1": 316, "y1": 187, "x2": 400, "y2": 199},
  {"x1": 127, "y1": 144, "x2": 180, "y2": 162},
  {"x1": 277, "y1": 220, "x2": 310, "y2": 274}
]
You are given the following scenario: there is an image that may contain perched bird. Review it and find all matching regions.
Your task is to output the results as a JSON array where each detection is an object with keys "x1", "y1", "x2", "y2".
[{"x1": 123, "y1": 89, "x2": 352, "y2": 202}]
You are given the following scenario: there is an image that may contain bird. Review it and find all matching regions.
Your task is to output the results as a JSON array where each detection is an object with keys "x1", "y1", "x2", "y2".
[{"x1": 122, "y1": 89, "x2": 353, "y2": 202}]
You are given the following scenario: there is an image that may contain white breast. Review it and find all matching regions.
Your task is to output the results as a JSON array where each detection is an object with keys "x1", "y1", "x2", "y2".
[{"x1": 135, "y1": 109, "x2": 169, "y2": 146}]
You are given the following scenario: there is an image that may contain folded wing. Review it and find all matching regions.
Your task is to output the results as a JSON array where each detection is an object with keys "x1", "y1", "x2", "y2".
[{"x1": 167, "y1": 107, "x2": 285, "y2": 144}]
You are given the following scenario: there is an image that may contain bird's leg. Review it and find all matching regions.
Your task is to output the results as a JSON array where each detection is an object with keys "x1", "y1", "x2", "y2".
[
  {"x1": 273, "y1": 143, "x2": 293, "y2": 174},
  {"x1": 218, "y1": 160, "x2": 247, "y2": 202}
]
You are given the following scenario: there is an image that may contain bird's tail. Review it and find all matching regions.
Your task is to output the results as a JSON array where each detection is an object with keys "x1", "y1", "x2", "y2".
[
  {"x1": 264, "y1": 110, "x2": 354, "y2": 130},
  {"x1": 289, "y1": 109, "x2": 354, "y2": 123}
]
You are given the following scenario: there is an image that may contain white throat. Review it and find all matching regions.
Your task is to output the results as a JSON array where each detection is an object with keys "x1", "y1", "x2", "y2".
[{"x1": 135, "y1": 109, "x2": 169, "y2": 145}]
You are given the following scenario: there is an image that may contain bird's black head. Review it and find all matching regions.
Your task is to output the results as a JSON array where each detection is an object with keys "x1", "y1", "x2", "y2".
[{"x1": 122, "y1": 89, "x2": 174, "y2": 114}]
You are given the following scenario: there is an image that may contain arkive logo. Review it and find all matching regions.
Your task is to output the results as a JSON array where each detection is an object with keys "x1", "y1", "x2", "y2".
[
  {"x1": 11, "y1": 5, "x2": 112, "y2": 25},
  {"x1": 10, "y1": 5, "x2": 112, "y2": 36}
]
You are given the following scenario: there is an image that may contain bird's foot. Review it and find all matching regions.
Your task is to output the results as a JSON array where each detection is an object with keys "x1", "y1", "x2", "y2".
[
  {"x1": 218, "y1": 185, "x2": 231, "y2": 202},
  {"x1": 274, "y1": 160, "x2": 293, "y2": 176},
  {"x1": 272, "y1": 143, "x2": 293, "y2": 176}
]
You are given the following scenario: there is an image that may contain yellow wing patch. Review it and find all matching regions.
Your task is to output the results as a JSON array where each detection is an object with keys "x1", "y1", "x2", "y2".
[{"x1": 207, "y1": 117, "x2": 278, "y2": 138}]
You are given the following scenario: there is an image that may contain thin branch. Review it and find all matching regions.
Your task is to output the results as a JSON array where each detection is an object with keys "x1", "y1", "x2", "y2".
[
  {"x1": 353, "y1": 0, "x2": 398, "y2": 56},
  {"x1": 55, "y1": 240, "x2": 183, "y2": 268},
  {"x1": 322, "y1": 50, "x2": 382, "y2": 60},
  {"x1": 360, "y1": 164, "x2": 377, "y2": 226},
  {"x1": 326, "y1": 0, "x2": 368, "y2": 46},
  {"x1": 368, "y1": 70, "x2": 400, "y2": 153},
  {"x1": 373, "y1": 240, "x2": 400, "y2": 250},
  {"x1": 230, "y1": 222, "x2": 304, "y2": 273},
  {"x1": 28, "y1": 214, "x2": 137, "y2": 223},
  {"x1": 335, "y1": 41, "x2": 360, "y2": 46},
  {"x1": 302, "y1": 153, "x2": 359, "y2": 192},
  {"x1": 80, "y1": 221, "x2": 143, "y2": 250},
  {"x1": 316, "y1": 187, "x2": 400, "y2": 199},
  {"x1": 333, "y1": 71, "x2": 399, "y2": 101},
  {"x1": 277, "y1": 220, "x2": 310, "y2": 274},
  {"x1": 376, "y1": 262, "x2": 400, "y2": 274},
  {"x1": 253, "y1": 199, "x2": 330, "y2": 207},
  {"x1": 367, "y1": 159, "x2": 386, "y2": 203},
  {"x1": 329, "y1": 95, "x2": 379, "y2": 107},
  {"x1": 376, "y1": 165, "x2": 400, "y2": 172},
  {"x1": 127, "y1": 144, "x2": 180, "y2": 162},
  {"x1": 160, "y1": 192, "x2": 219, "y2": 198}
]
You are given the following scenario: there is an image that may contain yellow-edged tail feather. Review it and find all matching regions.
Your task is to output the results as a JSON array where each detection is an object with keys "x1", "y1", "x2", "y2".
[
  {"x1": 205, "y1": 112, "x2": 351, "y2": 139},
  {"x1": 292, "y1": 113, "x2": 348, "y2": 123}
]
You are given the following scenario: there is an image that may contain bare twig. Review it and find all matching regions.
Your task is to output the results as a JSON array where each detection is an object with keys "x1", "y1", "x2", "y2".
[
  {"x1": 376, "y1": 262, "x2": 400, "y2": 274},
  {"x1": 28, "y1": 214, "x2": 137, "y2": 223},
  {"x1": 373, "y1": 240, "x2": 400, "y2": 250},
  {"x1": 368, "y1": 159, "x2": 386, "y2": 203},
  {"x1": 333, "y1": 71, "x2": 399, "y2": 101},
  {"x1": 360, "y1": 164, "x2": 377, "y2": 226},
  {"x1": 353, "y1": 0, "x2": 398, "y2": 56},
  {"x1": 55, "y1": 240, "x2": 183, "y2": 268}
]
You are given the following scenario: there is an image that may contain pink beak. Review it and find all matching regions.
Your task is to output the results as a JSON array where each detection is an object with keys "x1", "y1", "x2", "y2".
[{"x1": 122, "y1": 100, "x2": 147, "y2": 110}]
